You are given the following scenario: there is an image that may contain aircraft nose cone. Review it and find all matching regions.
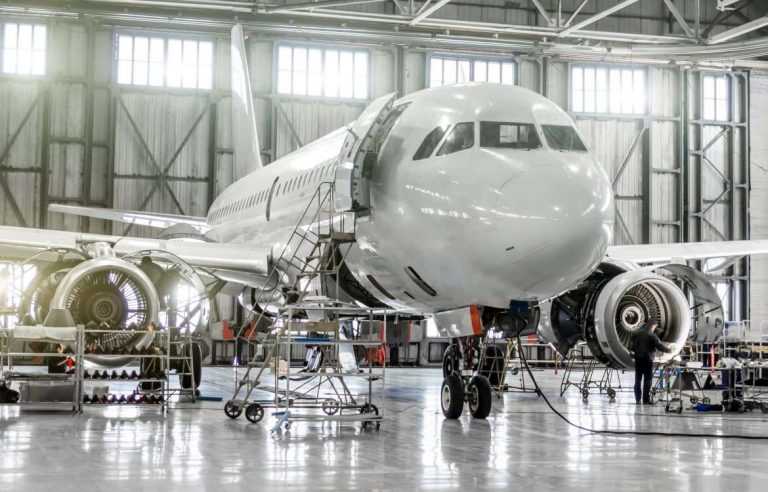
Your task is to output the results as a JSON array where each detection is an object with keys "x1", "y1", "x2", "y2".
[{"x1": 493, "y1": 157, "x2": 614, "y2": 297}]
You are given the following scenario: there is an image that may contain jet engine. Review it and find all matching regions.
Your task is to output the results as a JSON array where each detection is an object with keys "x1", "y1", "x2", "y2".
[
  {"x1": 17, "y1": 244, "x2": 208, "y2": 383},
  {"x1": 538, "y1": 262, "x2": 701, "y2": 369}
]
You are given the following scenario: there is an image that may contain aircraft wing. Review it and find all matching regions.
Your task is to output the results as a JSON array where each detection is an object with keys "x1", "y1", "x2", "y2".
[
  {"x1": 607, "y1": 240, "x2": 768, "y2": 264},
  {"x1": 48, "y1": 204, "x2": 209, "y2": 232},
  {"x1": 0, "y1": 225, "x2": 267, "y2": 283}
]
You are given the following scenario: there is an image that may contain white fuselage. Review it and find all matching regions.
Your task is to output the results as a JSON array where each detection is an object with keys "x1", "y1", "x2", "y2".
[{"x1": 206, "y1": 83, "x2": 615, "y2": 313}]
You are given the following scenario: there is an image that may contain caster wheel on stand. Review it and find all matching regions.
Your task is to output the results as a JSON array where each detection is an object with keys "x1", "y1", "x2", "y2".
[
  {"x1": 582, "y1": 388, "x2": 589, "y2": 403},
  {"x1": 245, "y1": 403, "x2": 265, "y2": 423},
  {"x1": 607, "y1": 388, "x2": 616, "y2": 403},
  {"x1": 322, "y1": 399, "x2": 340, "y2": 416},
  {"x1": 224, "y1": 400, "x2": 242, "y2": 419},
  {"x1": 360, "y1": 403, "x2": 380, "y2": 431}
]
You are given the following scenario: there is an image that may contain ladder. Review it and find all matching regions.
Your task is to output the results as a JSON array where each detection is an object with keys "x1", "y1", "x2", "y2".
[{"x1": 226, "y1": 181, "x2": 356, "y2": 412}]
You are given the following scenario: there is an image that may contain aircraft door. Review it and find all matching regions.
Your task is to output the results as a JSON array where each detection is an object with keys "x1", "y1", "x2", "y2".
[
  {"x1": 265, "y1": 176, "x2": 279, "y2": 222},
  {"x1": 335, "y1": 92, "x2": 397, "y2": 213}
]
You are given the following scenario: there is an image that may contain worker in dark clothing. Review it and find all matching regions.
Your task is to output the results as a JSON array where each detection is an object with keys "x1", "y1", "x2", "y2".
[{"x1": 631, "y1": 321, "x2": 672, "y2": 405}]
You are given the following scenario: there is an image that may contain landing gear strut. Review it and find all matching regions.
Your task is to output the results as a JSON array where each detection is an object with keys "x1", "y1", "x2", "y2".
[{"x1": 440, "y1": 340, "x2": 493, "y2": 420}]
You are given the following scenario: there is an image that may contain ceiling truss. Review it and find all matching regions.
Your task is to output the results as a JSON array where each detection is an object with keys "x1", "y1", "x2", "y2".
[{"x1": 2, "y1": 0, "x2": 768, "y2": 64}]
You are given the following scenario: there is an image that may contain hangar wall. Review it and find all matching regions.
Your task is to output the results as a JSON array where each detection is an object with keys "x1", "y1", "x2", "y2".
[
  {"x1": 750, "y1": 71, "x2": 768, "y2": 328},
  {"x1": 0, "y1": 3, "x2": 758, "y2": 323}
]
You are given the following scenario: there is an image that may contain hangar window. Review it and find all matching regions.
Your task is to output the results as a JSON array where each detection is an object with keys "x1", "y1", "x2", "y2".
[
  {"x1": 2, "y1": 23, "x2": 46, "y2": 76},
  {"x1": 702, "y1": 74, "x2": 729, "y2": 121},
  {"x1": 116, "y1": 34, "x2": 213, "y2": 89},
  {"x1": 570, "y1": 65, "x2": 645, "y2": 115},
  {"x1": 480, "y1": 122, "x2": 540, "y2": 150},
  {"x1": 437, "y1": 122, "x2": 475, "y2": 156},
  {"x1": 428, "y1": 55, "x2": 515, "y2": 88},
  {"x1": 277, "y1": 45, "x2": 368, "y2": 100}
]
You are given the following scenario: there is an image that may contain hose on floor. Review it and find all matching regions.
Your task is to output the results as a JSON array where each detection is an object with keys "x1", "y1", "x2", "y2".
[{"x1": 515, "y1": 335, "x2": 768, "y2": 440}]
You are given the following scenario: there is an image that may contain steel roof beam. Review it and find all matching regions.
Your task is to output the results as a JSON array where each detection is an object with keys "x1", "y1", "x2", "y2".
[
  {"x1": 662, "y1": 0, "x2": 694, "y2": 38},
  {"x1": 558, "y1": 0, "x2": 641, "y2": 37},
  {"x1": 265, "y1": 0, "x2": 391, "y2": 13},
  {"x1": 530, "y1": 0, "x2": 553, "y2": 26},
  {"x1": 563, "y1": 0, "x2": 589, "y2": 28},
  {"x1": 709, "y1": 15, "x2": 768, "y2": 44},
  {"x1": 409, "y1": 0, "x2": 451, "y2": 26}
]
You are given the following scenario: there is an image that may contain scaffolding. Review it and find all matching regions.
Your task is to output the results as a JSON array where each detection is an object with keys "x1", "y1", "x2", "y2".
[{"x1": 223, "y1": 180, "x2": 388, "y2": 431}]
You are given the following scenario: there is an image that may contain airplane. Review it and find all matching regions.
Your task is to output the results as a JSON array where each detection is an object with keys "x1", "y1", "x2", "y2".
[{"x1": 1, "y1": 24, "x2": 767, "y2": 418}]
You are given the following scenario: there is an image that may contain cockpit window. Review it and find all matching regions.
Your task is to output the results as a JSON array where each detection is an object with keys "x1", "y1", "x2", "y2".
[
  {"x1": 480, "y1": 122, "x2": 541, "y2": 150},
  {"x1": 542, "y1": 125, "x2": 587, "y2": 152},
  {"x1": 413, "y1": 126, "x2": 447, "y2": 160},
  {"x1": 436, "y1": 122, "x2": 475, "y2": 156}
]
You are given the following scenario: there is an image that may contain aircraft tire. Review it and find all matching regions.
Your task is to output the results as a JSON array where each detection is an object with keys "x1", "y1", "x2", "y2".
[
  {"x1": 441, "y1": 373, "x2": 465, "y2": 419},
  {"x1": 442, "y1": 344, "x2": 461, "y2": 379},
  {"x1": 468, "y1": 375, "x2": 492, "y2": 419}
]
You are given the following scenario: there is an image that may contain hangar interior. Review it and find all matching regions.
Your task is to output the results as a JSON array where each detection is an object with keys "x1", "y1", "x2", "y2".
[{"x1": 0, "y1": 0, "x2": 768, "y2": 490}]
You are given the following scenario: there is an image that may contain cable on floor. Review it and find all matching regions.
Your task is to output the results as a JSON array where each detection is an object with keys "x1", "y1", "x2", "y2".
[{"x1": 515, "y1": 335, "x2": 768, "y2": 440}]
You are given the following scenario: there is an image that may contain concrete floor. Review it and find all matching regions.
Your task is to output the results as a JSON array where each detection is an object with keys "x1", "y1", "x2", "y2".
[{"x1": 2, "y1": 367, "x2": 768, "y2": 491}]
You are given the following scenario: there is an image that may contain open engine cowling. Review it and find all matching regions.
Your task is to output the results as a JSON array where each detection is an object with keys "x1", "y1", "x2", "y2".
[
  {"x1": 539, "y1": 263, "x2": 698, "y2": 369},
  {"x1": 589, "y1": 270, "x2": 690, "y2": 368},
  {"x1": 50, "y1": 255, "x2": 161, "y2": 365}
]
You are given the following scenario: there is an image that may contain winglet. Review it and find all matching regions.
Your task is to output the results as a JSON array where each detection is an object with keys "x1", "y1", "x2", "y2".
[{"x1": 231, "y1": 24, "x2": 263, "y2": 170}]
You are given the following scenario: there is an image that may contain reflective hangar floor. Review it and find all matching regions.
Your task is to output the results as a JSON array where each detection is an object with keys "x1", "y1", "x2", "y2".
[{"x1": 2, "y1": 367, "x2": 768, "y2": 491}]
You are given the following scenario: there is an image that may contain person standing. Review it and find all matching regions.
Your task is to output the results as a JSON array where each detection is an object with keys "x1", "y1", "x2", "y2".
[{"x1": 631, "y1": 321, "x2": 672, "y2": 405}]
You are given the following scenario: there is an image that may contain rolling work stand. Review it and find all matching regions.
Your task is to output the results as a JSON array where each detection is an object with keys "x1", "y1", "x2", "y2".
[
  {"x1": 559, "y1": 343, "x2": 622, "y2": 402},
  {"x1": 225, "y1": 300, "x2": 387, "y2": 432},
  {"x1": 221, "y1": 177, "x2": 391, "y2": 431}
]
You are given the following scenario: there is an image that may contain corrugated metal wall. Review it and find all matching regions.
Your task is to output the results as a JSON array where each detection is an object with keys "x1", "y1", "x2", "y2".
[{"x1": 750, "y1": 72, "x2": 768, "y2": 328}]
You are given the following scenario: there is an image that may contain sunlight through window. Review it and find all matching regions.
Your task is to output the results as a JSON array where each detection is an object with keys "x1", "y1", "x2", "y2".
[
  {"x1": 277, "y1": 44, "x2": 368, "y2": 100},
  {"x1": 429, "y1": 55, "x2": 515, "y2": 88},
  {"x1": 571, "y1": 65, "x2": 646, "y2": 115},
  {"x1": 117, "y1": 34, "x2": 213, "y2": 90},
  {"x1": 2, "y1": 23, "x2": 46, "y2": 75}
]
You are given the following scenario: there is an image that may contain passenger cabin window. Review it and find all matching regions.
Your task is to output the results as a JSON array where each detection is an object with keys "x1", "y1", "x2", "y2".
[
  {"x1": 436, "y1": 122, "x2": 474, "y2": 156},
  {"x1": 413, "y1": 126, "x2": 446, "y2": 160},
  {"x1": 542, "y1": 125, "x2": 587, "y2": 152},
  {"x1": 480, "y1": 122, "x2": 540, "y2": 150}
]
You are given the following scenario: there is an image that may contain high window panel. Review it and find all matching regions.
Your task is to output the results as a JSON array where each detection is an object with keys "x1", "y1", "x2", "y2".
[
  {"x1": 117, "y1": 34, "x2": 213, "y2": 90},
  {"x1": 429, "y1": 55, "x2": 515, "y2": 88},
  {"x1": 702, "y1": 74, "x2": 729, "y2": 121},
  {"x1": 277, "y1": 45, "x2": 368, "y2": 100},
  {"x1": 2, "y1": 23, "x2": 46, "y2": 75},
  {"x1": 571, "y1": 65, "x2": 646, "y2": 115}
]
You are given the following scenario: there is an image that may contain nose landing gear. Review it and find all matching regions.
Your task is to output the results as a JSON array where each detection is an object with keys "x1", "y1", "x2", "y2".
[
  {"x1": 440, "y1": 372, "x2": 493, "y2": 419},
  {"x1": 441, "y1": 341, "x2": 493, "y2": 419}
]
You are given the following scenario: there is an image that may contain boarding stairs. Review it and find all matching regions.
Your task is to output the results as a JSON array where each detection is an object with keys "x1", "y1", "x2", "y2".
[{"x1": 226, "y1": 181, "x2": 357, "y2": 411}]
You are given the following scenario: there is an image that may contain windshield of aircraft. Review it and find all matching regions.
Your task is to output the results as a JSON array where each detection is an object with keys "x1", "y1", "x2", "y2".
[
  {"x1": 437, "y1": 122, "x2": 474, "y2": 156},
  {"x1": 542, "y1": 125, "x2": 587, "y2": 152},
  {"x1": 479, "y1": 122, "x2": 541, "y2": 150},
  {"x1": 413, "y1": 126, "x2": 447, "y2": 160}
]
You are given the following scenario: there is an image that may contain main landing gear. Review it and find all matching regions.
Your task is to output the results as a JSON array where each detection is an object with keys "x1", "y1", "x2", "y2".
[{"x1": 440, "y1": 341, "x2": 493, "y2": 419}]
